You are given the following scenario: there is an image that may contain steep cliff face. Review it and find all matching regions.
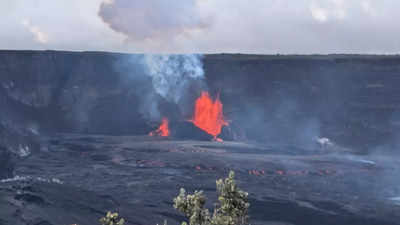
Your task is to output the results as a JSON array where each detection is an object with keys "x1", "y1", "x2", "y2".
[
  {"x1": 1, "y1": 51, "x2": 400, "y2": 153},
  {"x1": 0, "y1": 51, "x2": 149, "y2": 136},
  {"x1": 0, "y1": 146, "x2": 14, "y2": 179},
  {"x1": 205, "y1": 55, "x2": 400, "y2": 150}
]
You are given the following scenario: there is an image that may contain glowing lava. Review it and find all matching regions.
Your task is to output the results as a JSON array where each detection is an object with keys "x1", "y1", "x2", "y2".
[
  {"x1": 149, "y1": 118, "x2": 170, "y2": 137},
  {"x1": 191, "y1": 91, "x2": 229, "y2": 139}
]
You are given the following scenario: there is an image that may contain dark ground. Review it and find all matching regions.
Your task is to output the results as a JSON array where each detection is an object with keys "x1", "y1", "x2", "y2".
[{"x1": 1, "y1": 134, "x2": 400, "y2": 225}]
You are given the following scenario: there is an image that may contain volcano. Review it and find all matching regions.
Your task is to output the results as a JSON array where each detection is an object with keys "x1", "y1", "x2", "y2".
[
  {"x1": 149, "y1": 92, "x2": 229, "y2": 141},
  {"x1": 1, "y1": 51, "x2": 400, "y2": 225}
]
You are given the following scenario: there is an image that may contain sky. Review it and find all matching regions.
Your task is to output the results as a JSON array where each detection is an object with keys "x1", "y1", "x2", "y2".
[{"x1": 1, "y1": 0, "x2": 399, "y2": 54}]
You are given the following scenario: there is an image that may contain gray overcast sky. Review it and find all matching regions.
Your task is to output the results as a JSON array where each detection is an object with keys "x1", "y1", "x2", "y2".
[{"x1": 1, "y1": 0, "x2": 399, "y2": 54}]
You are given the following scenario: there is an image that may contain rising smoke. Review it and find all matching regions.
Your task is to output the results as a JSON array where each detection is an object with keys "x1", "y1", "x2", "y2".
[
  {"x1": 142, "y1": 54, "x2": 206, "y2": 121},
  {"x1": 118, "y1": 54, "x2": 206, "y2": 122},
  {"x1": 99, "y1": 0, "x2": 208, "y2": 121},
  {"x1": 144, "y1": 54, "x2": 205, "y2": 104}
]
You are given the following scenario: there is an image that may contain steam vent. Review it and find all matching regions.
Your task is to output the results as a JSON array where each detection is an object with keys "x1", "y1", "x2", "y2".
[{"x1": 1, "y1": 51, "x2": 400, "y2": 225}]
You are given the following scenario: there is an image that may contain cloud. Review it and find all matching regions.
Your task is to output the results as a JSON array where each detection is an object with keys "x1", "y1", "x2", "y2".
[
  {"x1": 361, "y1": 1, "x2": 376, "y2": 16},
  {"x1": 98, "y1": 0, "x2": 211, "y2": 41},
  {"x1": 22, "y1": 19, "x2": 49, "y2": 44},
  {"x1": 310, "y1": 5, "x2": 329, "y2": 22},
  {"x1": 309, "y1": 0, "x2": 348, "y2": 23},
  {"x1": 1, "y1": 0, "x2": 400, "y2": 53}
]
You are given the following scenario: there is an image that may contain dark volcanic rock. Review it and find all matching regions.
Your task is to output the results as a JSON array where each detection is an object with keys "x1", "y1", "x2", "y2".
[
  {"x1": 250, "y1": 198, "x2": 397, "y2": 225},
  {"x1": 6, "y1": 133, "x2": 400, "y2": 225},
  {"x1": 170, "y1": 121, "x2": 214, "y2": 141},
  {"x1": 1, "y1": 51, "x2": 400, "y2": 151},
  {"x1": 0, "y1": 180, "x2": 121, "y2": 225},
  {"x1": 219, "y1": 121, "x2": 247, "y2": 141},
  {"x1": 0, "y1": 146, "x2": 14, "y2": 179},
  {"x1": 0, "y1": 122, "x2": 39, "y2": 157},
  {"x1": 204, "y1": 55, "x2": 400, "y2": 151},
  {"x1": 0, "y1": 51, "x2": 151, "y2": 135}
]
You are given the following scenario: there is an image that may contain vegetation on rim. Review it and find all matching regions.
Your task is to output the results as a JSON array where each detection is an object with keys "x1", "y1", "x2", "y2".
[{"x1": 97, "y1": 171, "x2": 249, "y2": 225}]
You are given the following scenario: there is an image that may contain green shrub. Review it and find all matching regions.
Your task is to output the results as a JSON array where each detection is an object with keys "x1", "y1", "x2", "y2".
[
  {"x1": 99, "y1": 212, "x2": 125, "y2": 225},
  {"x1": 173, "y1": 171, "x2": 250, "y2": 225},
  {"x1": 95, "y1": 171, "x2": 249, "y2": 225}
]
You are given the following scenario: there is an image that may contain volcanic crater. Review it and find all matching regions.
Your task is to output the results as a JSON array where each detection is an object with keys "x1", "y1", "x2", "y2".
[{"x1": 1, "y1": 51, "x2": 400, "y2": 225}]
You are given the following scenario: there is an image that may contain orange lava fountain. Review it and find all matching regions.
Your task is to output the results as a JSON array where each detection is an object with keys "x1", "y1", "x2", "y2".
[
  {"x1": 149, "y1": 117, "x2": 170, "y2": 137},
  {"x1": 191, "y1": 91, "x2": 229, "y2": 140}
]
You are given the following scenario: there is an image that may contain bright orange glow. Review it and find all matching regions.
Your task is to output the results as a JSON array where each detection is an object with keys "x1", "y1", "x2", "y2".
[
  {"x1": 191, "y1": 91, "x2": 228, "y2": 138},
  {"x1": 149, "y1": 117, "x2": 170, "y2": 137}
]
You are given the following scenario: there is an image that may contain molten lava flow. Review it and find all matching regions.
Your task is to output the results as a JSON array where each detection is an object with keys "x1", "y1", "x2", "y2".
[
  {"x1": 149, "y1": 118, "x2": 170, "y2": 137},
  {"x1": 191, "y1": 91, "x2": 229, "y2": 139}
]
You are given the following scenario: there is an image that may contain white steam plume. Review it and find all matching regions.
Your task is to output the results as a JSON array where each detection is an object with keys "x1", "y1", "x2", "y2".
[{"x1": 144, "y1": 54, "x2": 205, "y2": 104}]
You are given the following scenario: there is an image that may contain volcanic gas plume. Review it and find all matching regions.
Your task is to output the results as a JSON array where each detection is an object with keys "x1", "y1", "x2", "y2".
[
  {"x1": 149, "y1": 117, "x2": 170, "y2": 137},
  {"x1": 190, "y1": 91, "x2": 229, "y2": 140}
]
